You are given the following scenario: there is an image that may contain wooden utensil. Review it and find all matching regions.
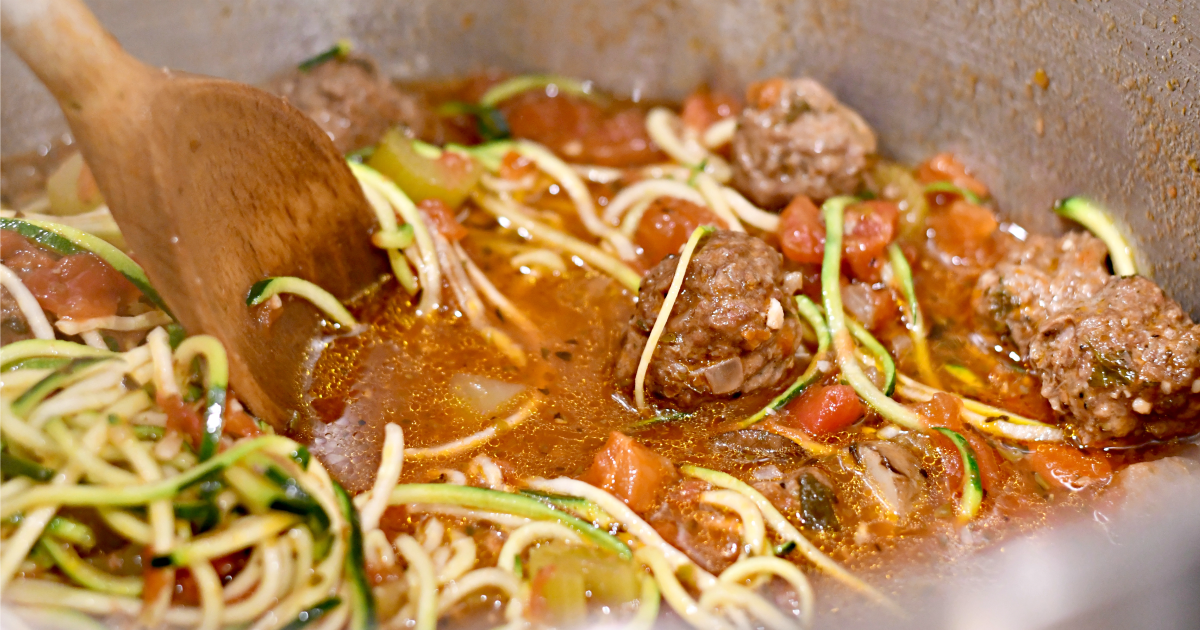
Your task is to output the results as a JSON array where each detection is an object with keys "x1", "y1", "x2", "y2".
[{"x1": 1, "y1": 0, "x2": 386, "y2": 428}]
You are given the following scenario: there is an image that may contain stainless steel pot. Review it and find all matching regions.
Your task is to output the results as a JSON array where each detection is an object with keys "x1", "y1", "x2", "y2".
[{"x1": 3, "y1": 1, "x2": 1199, "y2": 628}]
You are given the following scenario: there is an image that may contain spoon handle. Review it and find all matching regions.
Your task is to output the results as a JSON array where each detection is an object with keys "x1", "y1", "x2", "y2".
[{"x1": 0, "y1": 0, "x2": 146, "y2": 108}]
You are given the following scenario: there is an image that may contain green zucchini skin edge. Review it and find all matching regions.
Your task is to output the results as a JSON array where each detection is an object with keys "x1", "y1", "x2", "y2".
[
  {"x1": 282, "y1": 597, "x2": 343, "y2": 630},
  {"x1": 333, "y1": 481, "x2": 379, "y2": 630},
  {"x1": 0, "y1": 217, "x2": 173, "y2": 318},
  {"x1": 932, "y1": 427, "x2": 983, "y2": 520},
  {"x1": 390, "y1": 484, "x2": 631, "y2": 559},
  {"x1": 10, "y1": 357, "x2": 112, "y2": 418}
]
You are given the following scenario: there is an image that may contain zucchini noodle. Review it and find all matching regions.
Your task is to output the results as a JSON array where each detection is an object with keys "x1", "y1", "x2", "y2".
[
  {"x1": 819, "y1": 197, "x2": 927, "y2": 431},
  {"x1": 894, "y1": 373, "x2": 1064, "y2": 442},
  {"x1": 693, "y1": 172, "x2": 746, "y2": 232},
  {"x1": 510, "y1": 248, "x2": 567, "y2": 273},
  {"x1": 349, "y1": 162, "x2": 442, "y2": 315},
  {"x1": 479, "y1": 74, "x2": 596, "y2": 108},
  {"x1": 1053, "y1": 196, "x2": 1137, "y2": 277},
  {"x1": 405, "y1": 392, "x2": 541, "y2": 461},
  {"x1": 681, "y1": 465, "x2": 898, "y2": 612},
  {"x1": 601, "y1": 178, "x2": 706, "y2": 226},
  {"x1": 886, "y1": 243, "x2": 940, "y2": 388},
  {"x1": 357, "y1": 175, "x2": 418, "y2": 294},
  {"x1": 719, "y1": 557, "x2": 815, "y2": 629},
  {"x1": 244, "y1": 276, "x2": 359, "y2": 330},
  {"x1": 525, "y1": 477, "x2": 715, "y2": 587},
  {"x1": 496, "y1": 521, "x2": 583, "y2": 572},
  {"x1": 359, "y1": 422, "x2": 404, "y2": 533},
  {"x1": 475, "y1": 192, "x2": 641, "y2": 292},
  {"x1": 432, "y1": 229, "x2": 526, "y2": 366},
  {"x1": 700, "y1": 490, "x2": 767, "y2": 557},
  {"x1": 54, "y1": 311, "x2": 173, "y2": 336},
  {"x1": 634, "y1": 225, "x2": 716, "y2": 411},
  {"x1": 645, "y1": 108, "x2": 733, "y2": 183},
  {"x1": 702, "y1": 117, "x2": 738, "y2": 149},
  {"x1": 453, "y1": 240, "x2": 539, "y2": 339},
  {"x1": 515, "y1": 140, "x2": 639, "y2": 260},
  {"x1": 395, "y1": 535, "x2": 437, "y2": 630},
  {"x1": 721, "y1": 186, "x2": 780, "y2": 232},
  {"x1": 635, "y1": 546, "x2": 732, "y2": 630},
  {"x1": 619, "y1": 198, "x2": 658, "y2": 238},
  {"x1": 0, "y1": 264, "x2": 55, "y2": 339}
]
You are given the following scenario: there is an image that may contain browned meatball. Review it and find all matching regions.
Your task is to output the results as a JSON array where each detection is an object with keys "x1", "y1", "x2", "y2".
[
  {"x1": 976, "y1": 233, "x2": 1200, "y2": 445},
  {"x1": 268, "y1": 57, "x2": 429, "y2": 154},
  {"x1": 615, "y1": 231, "x2": 801, "y2": 410},
  {"x1": 731, "y1": 78, "x2": 877, "y2": 209}
]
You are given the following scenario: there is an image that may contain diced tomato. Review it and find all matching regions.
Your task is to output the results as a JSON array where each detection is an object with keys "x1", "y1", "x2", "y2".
[
  {"x1": 634, "y1": 196, "x2": 723, "y2": 265},
  {"x1": 223, "y1": 408, "x2": 263, "y2": 439},
  {"x1": 781, "y1": 384, "x2": 864, "y2": 436},
  {"x1": 779, "y1": 195, "x2": 825, "y2": 264},
  {"x1": 681, "y1": 89, "x2": 740, "y2": 131},
  {"x1": 142, "y1": 562, "x2": 173, "y2": 609},
  {"x1": 1027, "y1": 444, "x2": 1113, "y2": 491},
  {"x1": 917, "y1": 152, "x2": 989, "y2": 199},
  {"x1": 779, "y1": 197, "x2": 899, "y2": 282},
  {"x1": 583, "y1": 431, "x2": 678, "y2": 512},
  {"x1": 746, "y1": 78, "x2": 788, "y2": 110},
  {"x1": 21, "y1": 252, "x2": 140, "y2": 320},
  {"x1": 499, "y1": 151, "x2": 536, "y2": 181},
  {"x1": 842, "y1": 200, "x2": 898, "y2": 282},
  {"x1": 418, "y1": 198, "x2": 468, "y2": 242},
  {"x1": 917, "y1": 393, "x2": 1003, "y2": 495},
  {"x1": 928, "y1": 200, "x2": 999, "y2": 264},
  {"x1": 159, "y1": 393, "x2": 204, "y2": 451},
  {"x1": 501, "y1": 93, "x2": 663, "y2": 167},
  {"x1": 841, "y1": 281, "x2": 900, "y2": 331}
]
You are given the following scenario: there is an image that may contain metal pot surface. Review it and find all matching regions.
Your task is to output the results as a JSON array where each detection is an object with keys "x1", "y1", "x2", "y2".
[{"x1": 3, "y1": 2, "x2": 1199, "y2": 629}]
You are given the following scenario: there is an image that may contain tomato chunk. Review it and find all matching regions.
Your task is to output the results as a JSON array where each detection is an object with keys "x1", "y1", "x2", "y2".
[
  {"x1": 917, "y1": 152, "x2": 989, "y2": 199},
  {"x1": 22, "y1": 251, "x2": 140, "y2": 320},
  {"x1": 634, "y1": 196, "x2": 723, "y2": 265},
  {"x1": 681, "y1": 89, "x2": 740, "y2": 132},
  {"x1": 1027, "y1": 444, "x2": 1113, "y2": 491},
  {"x1": 916, "y1": 393, "x2": 1003, "y2": 495},
  {"x1": 842, "y1": 200, "x2": 899, "y2": 282},
  {"x1": 501, "y1": 92, "x2": 663, "y2": 167},
  {"x1": 159, "y1": 393, "x2": 204, "y2": 451},
  {"x1": 583, "y1": 431, "x2": 678, "y2": 512},
  {"x1": 778, "y1": 197, "x2": 899, "y2": 282},
  {"x1": 418, "y1": 198, "x2": 468, "y2": 242},
  {"x1": 499, "y1": 150, "x2": 536, "y2": 181},
  {"x1": 927, "y1": 200, "x2": 999, "y2": 265},
  {"x1": 224, "y1": 408, "x2": 263, "y2": 439},
  {"x1": 778, "y1": 195, "x2": 825, "y2": 264},
  {"x1": 781, "y1": 384, "x2": 864, "y2": 436}
]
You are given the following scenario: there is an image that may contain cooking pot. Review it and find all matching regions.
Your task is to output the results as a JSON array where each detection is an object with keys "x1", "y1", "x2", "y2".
[{"x1": 3, "y1": 1, "x2": 1199, "y2": 628}]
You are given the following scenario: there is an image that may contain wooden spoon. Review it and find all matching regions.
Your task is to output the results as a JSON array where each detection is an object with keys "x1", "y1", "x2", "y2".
[{"x1": 1, "y1": 0, "x2": 387, "y2": 428}]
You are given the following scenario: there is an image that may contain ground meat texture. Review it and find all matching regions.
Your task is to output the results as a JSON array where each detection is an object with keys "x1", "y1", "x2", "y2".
[
  {"x1": 976, "y1": 232, "x2": 1200, "y2": 445},
  {"x1": 615, "y1": 231, "x2": 801, "y2": 410},
  {"x1": 976, "y1": 232, "x2": 1111, "y2": 350},
  {"x1": 1031, "y1": 277, "x2": 1200, "y2": 444},
  {"x1": 268, "y1": 57, "x2": 429, "y2": 154},
  {"x1": 731, "y1": 78, "x2": 877, "y2": 209}
]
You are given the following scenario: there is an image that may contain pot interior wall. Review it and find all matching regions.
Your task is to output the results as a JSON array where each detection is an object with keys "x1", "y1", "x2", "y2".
[{"x1": 2, "y1": 0, "x2": 1198, "y2": 315}]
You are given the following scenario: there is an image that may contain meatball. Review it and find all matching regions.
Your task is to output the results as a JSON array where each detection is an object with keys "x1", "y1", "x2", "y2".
[
  {"x1": 1032, "y1": 277, "x2": 1200, "y2": 444},
  {"x1": 268, "y1": 57, "x2": 429, "y2": 154},
  {"x1": 976, "y1": 233, "x2": 1200, "y2": 445},
  {"x1": 731, "y1": 78, "x2": 877, "y2": 209},
  {"x1": 615, "y1": 231, "x2": 801, "y2": 410},
  {"x1": 976, "y1": 232, "x2": 1111, "y2": 350}
]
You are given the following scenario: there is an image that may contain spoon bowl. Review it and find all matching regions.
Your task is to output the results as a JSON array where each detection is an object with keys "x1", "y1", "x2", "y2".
[{"x1": 1, "y1": 0, "x2": 386, "y2": 427}]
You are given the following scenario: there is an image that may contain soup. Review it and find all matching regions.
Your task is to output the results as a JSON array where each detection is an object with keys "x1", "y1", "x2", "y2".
[{"x1": 2, "y1": 47, "x2": 1198, "y2": 630}]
